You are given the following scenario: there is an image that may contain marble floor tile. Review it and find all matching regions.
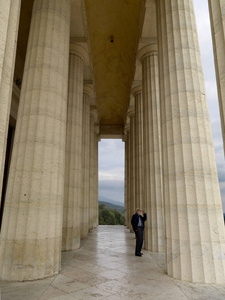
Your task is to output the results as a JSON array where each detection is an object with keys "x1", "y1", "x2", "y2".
[
  {"x1": 1, "y1": 225, "x2": 225, "y2": 300},
  {"x1": 69, "y1": 286, "x2": 112, "y2": 299},
  {"x1": 51, "y1": 274, "x2": 90, "y2": 294}
]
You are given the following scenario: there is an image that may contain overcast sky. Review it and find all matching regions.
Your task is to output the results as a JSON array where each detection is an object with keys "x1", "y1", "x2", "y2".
[{"x1": 98, "y1": 0, "x2": 225, "y2": 211}]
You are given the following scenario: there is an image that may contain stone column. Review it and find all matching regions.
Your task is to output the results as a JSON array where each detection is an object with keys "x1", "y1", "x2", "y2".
[
  {"x1": 0, "y1": 0, "x2": 71, "y2": 281},
  {"x1": 93, "y1": 124, "x2": 99, "y2": 228},
  {"x1": 124, "y1": 124, "x2": 131, "y2": 229},
  {"x1": 157, "y1": 0, "x2": 225, "y2": 283},
  {"x1": 0, "y1": 0, "x2": 21, "y2": 206},
  {"x1": 127, "y1": 108, "x2": 135, "y2": 232},
  {"x1": 80, "y1": 86, "x2": 92, "y2": 239},
  {"x1": 132, "y1": 86, "x2": 144, "y2": 210},
  {"x1": 138, "y1": 45, "x2": 164, "y2": 253},
  {"x1": 96, "y1": 136, "x2": 100, "y2": 227},
  {"x1": 62, "y1": 46, "x2": 86, "y2": 251},
  {"x1": 208, "y1": 0, "x2": 225, "y2": 154},
  {"x1": 123, "y1": 133, "x2": 128, "y2": 226},
  {"x1": 89, "y1": 106, "x2": 98, "y2": 231}
]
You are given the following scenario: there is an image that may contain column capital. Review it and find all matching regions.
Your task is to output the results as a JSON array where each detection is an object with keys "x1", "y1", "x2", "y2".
[
  {"x1": 90, "y1": 106, "x2": 98, "y2": 121},
  {"x1": 124, "y1": 123, "x2": 130, "y2": 134},
  {"x1": 137, "y1": 43, "x2": 158, "y2": 63},
  {"x1": 94, "y1": 123, "x2": 100, "y2": 135},
  {"x1": 122, "y1": 134, "x2": 127, "y2": 142},
  {"x1": 127, "y1": 107, "x2": 135, "y2": 119},
  {"x1": 131, "y1": 85, "x2": 142, "y2": 97},
  {"x1": 70, "y1": 43, "x2": 89, "y2": 64},
  {"x1": 83, "y1": 84, "x2": 94, "y2": 97}
]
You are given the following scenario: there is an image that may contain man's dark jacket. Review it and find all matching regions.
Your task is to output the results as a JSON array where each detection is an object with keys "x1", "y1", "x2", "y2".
[{"x1": 131, "y1": 213, "x2": 147, "y2": 232}]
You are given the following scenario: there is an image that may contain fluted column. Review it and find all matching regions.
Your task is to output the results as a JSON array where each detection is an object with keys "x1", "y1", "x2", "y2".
[
  {"x1": 157, "y1": 0, "x2": 225, "y2": 283},
  {"x1": 209, "y1": 0, "x2": 225, "y2": 155},
  {"x1": 132, "y1": 86, "x2": 144, "y2": 211},
  {"x1": 0, "y1": 0, "x2": 71, "y2": 281},
  {"x1": 80, "y1": 86, "x2": 92, "y2": 239},
  {"x1": 127, "y1": 108, "x2": 135, "y2": 232},
  {"x1": 89, "y1": 114, "x2": 94, "y2": 231},
  {"x1": 62, "y1": 47, "x2": 85, "y2": 251},
  {"x1": 93, "y1": 124, "x2": 99, "y2": 228},
  {"x1": 96, "y1": 136, "x2": 100, "y2": 227},
  {"x1": 123, "y1": 133, "x2": 128, "y2": 226},
  {"x1": 89, "y1": 106, "x2": 98, "y2": 231},
  {"x1": 125, "y1": 124, "x2": 131, "y2": 229},
  {"x1": 0, "y1": 0, "x2": 21, "y2": 206},
  {"x1": 138, "y1": 45, "x2": 164, "y2": 253}
]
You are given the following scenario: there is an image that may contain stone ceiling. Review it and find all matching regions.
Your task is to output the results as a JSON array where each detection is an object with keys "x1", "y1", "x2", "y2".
[{"x1": 84, "y1": 0, "x2": 143, "y2": 126}]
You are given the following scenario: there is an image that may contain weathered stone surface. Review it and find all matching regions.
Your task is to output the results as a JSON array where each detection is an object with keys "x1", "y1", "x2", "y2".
[
  {"x1": 132, "y1": 87, "x2": 144, "y2": 211},
  {"x1": 157, "y1": 0, "x2": 225, "y2": 284},
  {"x1": 0, "y1": 0, "x2": 70, "y2": 281},
  {"x1": 124, "y1": 125, "x2": 131, "y2": 231},
  {"x1": 0, "y1": 0, "x2": 21, "y2": 207},
  {"x1": 89, "y1": 107, "x2": 98, "y2": 231},
  {"x1": 127, "y1": 108, "x2": 136, "y2": 233},
  {"x1": 81, "y1": 89, "x2": 91, "y2": 239},
  {"x1": 140, "y1": 45, "x2": 164, "y2": 253},
  {"x1": 62, "y1": 53, "x2": 84, "y2": 251}
]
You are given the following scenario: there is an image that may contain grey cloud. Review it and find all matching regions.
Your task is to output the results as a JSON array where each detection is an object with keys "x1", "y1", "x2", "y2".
[
  {"x1": 99, "y1": 179, "x2": 124, "y2": 203},
  {"x1": 99, "y1": 139, "x2": 125, "y2": 203}
]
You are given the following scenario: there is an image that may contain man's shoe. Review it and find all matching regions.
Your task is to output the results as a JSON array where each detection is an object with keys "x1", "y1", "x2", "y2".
[
  {"x1": 135, "y1": 253, "x2": 142, "y2": 257},
  {"x1": 140, "y1": 252, "x2": 143, "y2": 255}
]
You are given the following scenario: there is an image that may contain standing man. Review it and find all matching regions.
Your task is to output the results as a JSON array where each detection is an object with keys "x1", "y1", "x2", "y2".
[{"x1": 131, "y1": 209, "x2": 147, "y2": 256}]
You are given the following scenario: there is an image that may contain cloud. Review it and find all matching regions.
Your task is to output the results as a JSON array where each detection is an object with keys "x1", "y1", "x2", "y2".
[
  {"x1": 98, "y1": 139, "x2": 124, "y2": 203},
  {"x1": 99, "y1": 180, "x2": 124, "y2": 203}
]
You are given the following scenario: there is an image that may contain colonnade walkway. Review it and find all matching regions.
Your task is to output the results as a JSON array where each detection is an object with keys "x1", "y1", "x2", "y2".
[{"x1": 1, "y1": 225, "x2": 225, "y2": 300}]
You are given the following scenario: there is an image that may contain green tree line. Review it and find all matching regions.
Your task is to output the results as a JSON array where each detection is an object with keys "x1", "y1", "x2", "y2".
[{"x1": 99, "y1": 204, "x2": 125, "y2": 225}]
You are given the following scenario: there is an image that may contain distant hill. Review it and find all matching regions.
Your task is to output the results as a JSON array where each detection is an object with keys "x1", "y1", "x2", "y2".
[
  {"x1": 99, "y1": 196, "x2": 124, "y2": 207},
  {"x1": 99, "y1": 200, "x2": 124, "y2": 214}
]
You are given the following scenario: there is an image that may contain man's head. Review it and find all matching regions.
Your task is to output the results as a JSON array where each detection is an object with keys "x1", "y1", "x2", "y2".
[{"x1": 136, "y1": 208, "x2": 141, "y2": 216}]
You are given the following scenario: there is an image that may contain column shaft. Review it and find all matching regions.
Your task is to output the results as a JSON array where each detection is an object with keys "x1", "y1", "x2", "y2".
[
  {"x1": 129, "y1": 112, "x2": 136, "y2": 231},
  {"x1": 62, "y1": 54, "x2": 84, "y2": 251},
  {"x1": 126, "y1": 130, "x2": 131, "y2": 230},
  {"x1": 141, "y1": 49, "x2": 164, "y2": 253},
  {"x1": 157, "y1": 0, "x2": 225, "y2": 283},
  {"x1": 208, "y1": 0, "x2": 225, "y2": 155},
  {"x1": 81, "y1": 92, "x2": 90, "y2": 239},
  {"x1": 89, "y1": 115, "x2": 95, "y2": 231},
  {"x1": 0, "y1": 0, "x2": 21, "y2": 205},
  {"x1": 124, "y1": 135, "x2": 128, "y2": 226},
  {"x1": 94, "y1": 133, "x2": 99, "y2": 227},
  {"x1": 0, "y1": 0, "x2": 70, "y2": 281},
  {"x1": 134, "y1": 91, "x2": 144, "y2": 209}
]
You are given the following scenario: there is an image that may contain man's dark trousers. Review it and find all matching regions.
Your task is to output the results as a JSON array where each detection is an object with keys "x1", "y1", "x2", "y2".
[{"x1": 135, "y1": 227, "x2": 143, "y2": 255}]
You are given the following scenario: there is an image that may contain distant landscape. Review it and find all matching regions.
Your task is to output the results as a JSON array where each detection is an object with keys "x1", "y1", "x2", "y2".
[
  {"x1": 98, "y1": 196, "x2": 124, "y2": 225},
  {"x1": 98, "y1": 196, "x2": 124, "y2": 207}
]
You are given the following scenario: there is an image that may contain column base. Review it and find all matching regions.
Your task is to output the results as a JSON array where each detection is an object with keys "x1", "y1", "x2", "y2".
[{"x1": 0, "y1": 237, "x2": 61, "y2": 281}]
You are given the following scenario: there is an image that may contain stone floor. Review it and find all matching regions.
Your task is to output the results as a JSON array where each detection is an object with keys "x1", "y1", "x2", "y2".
[{"x1": 1, "y1": 225, "x2": 225, "y2": 300}]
